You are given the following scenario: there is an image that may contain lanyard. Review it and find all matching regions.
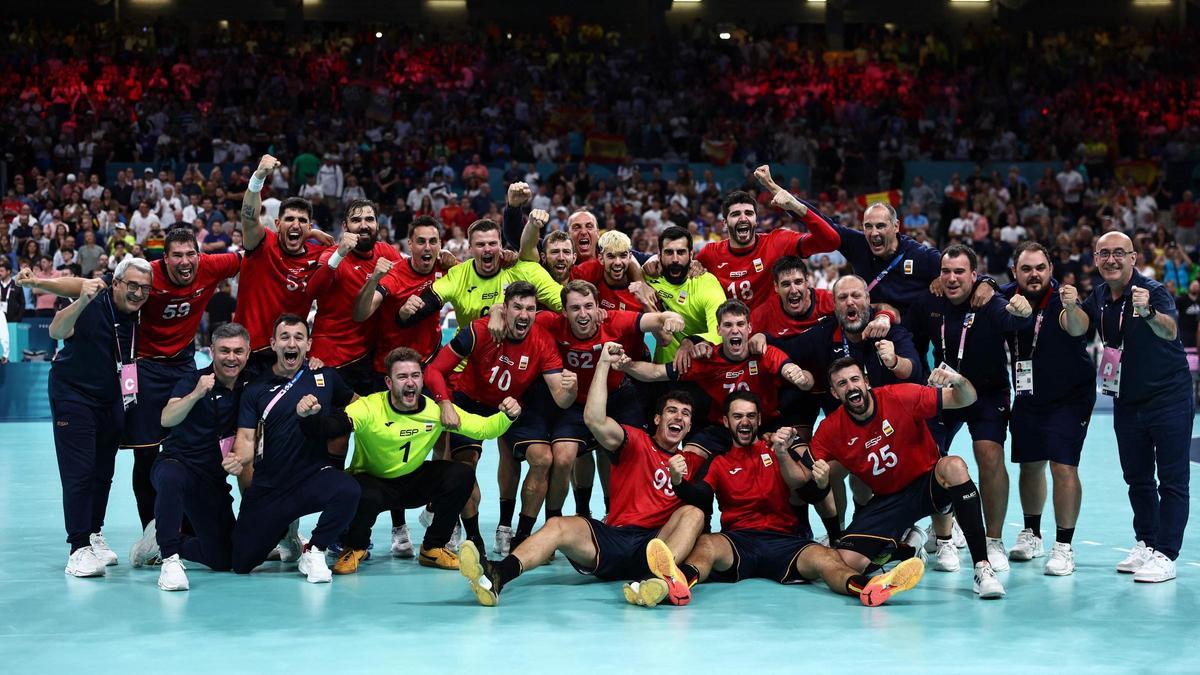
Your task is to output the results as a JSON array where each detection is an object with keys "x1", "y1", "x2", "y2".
[
  {"x1": 1099, "y1": 295, "x2": 1127, "y2": 349},
  {"x1": 866, "y1": 252, "x2": 906, "y2": 292},
  {"x1": 1012, "y1": 291, "x2": 1053, "y2": 360},
  {"x1": 105, "y1": 293, "x2": 136, "y2": 365},
  {"x1": 262, "y1": 368, "x2": 306, "y2": 423},
  {"x1": 940, "y1": 309, "x2": 974, "y2": 367}
]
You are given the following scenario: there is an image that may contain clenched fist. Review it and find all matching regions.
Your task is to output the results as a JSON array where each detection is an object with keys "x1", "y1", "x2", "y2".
[
  {"x1": 507, "y1": 182, "x2": 532, "y2": 208},
  {"x1": 296, "y1": 394, "x2": 322, "y2": 417},
  {"x1": 1006, "y1": 293, "x2": 1032, "y2": 318},
  {"x1": 372, "y1": 257, "x2": 394, "y2": 279},
  {"x1": 1059, "y1": 284, "x2": 1079, "y2": 306},
  {"x1": 255, "y1": 154, "x2": 280, "y2": 178},
  {"x1": 498, "y1": 396, "x2": 522, "y2": 418},
  {"x1": 668, "y1": 453, "x2": 690, "y2": 484}
]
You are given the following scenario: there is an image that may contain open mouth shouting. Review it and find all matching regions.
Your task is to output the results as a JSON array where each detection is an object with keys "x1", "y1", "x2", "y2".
[
  {"x1": 664, "y1": 421, "x2": 686, "y2": 440},
  {"x1": 868, "y1": 233, "x2": 887, "y2": 253},
  {"x1": 573, "y1": 313, "x2": 593, "y2": 334},
  {"x1": 733, "y1": 221, "x2": 754, "y2": 242},
  {"x1": 281, "y1": 348, "x2": 302, "y2": 370},
  {"x1": 284, "y1": 227, "x2": 304, "y2": 248},
  {"x1": 511, "y1": 316, "x2": 531, "y2": 336},
  {"x1": 174, "y1": 264, "x2": 195, "y2": 284},
  {"x1": 785, "y1": 288, "x2": 806, "y2": 313},
  {"x1": 734, "y1": 421, "x2": 756, "y2": 445},
  {"x1": 844, "y1": 387, "x2": 869, "y2": 413},
  {"x1": 399, "y1": 383, "x2": 420, "y2": 407},
  {"x1": 577, "y1": 235, "x2": 592, "y2": 254}
]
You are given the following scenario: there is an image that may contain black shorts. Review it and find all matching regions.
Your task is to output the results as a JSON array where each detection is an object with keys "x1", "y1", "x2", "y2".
[
  {"x1": 449, "y1": 391, "x2": 548, "y2": 461},
  {"x1": 1010, "y1": 393, "x2": 1095, "y2": 466},
  {"x1": 551, "y1": 382, "x2": 645, "y2": 454},
  {"x1": 709, "y1": 530, "x2": 817, "y2": 584},
  {"x1": 568, "y1": 517, "x2": 658, "y2": 581},
  {"x1": 336, "y1": 355, "x2": 385, "y2": 397},
  {"x1": 838, "y1": 469, "x2": 953, "y2": 563},
  {"x1": 685, "y1": 424, "x2": 732, "y2": 457},
  {"x1": 930, "y1": 388, "x2": 1010, "y2": 452},
  {"x1": 122, "y1": 356, "x2": 195, "y2": 448}
]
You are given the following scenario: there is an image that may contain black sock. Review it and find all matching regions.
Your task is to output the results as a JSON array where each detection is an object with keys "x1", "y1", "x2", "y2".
[
  {"x1": 391, "y1": 509, "x2": 406, "y2": 527},
  {"x1": 1024, "y1": 513, "x2": 1042, "y2": 540},
  {"x1": 891, "y1": 544, "x2": 916, "y2": 562},
  {"x1": 462, "y1": 514, "x2": 482, "y2": 543},
  {"x1": 948, "y1": 481, "x2": 988, "y2": 565},
  {"x1": 499, "y1": 499, "x2": 516, "y2": 529},
  {"x1": 516, "y1": 513, "x2": 537, "y2": 538},
  {"x1": 681, "y1": 563, "x2": 700, "y2": 586},
  {"x1": 574, "y1": 486, "x2": 593, "y2": 515},
  {"x1": 546, "y1": 508, "x2": 562, "y2": 519},
  {"x1": 822, "y1": 516, "x2": 843, "y2": 542},
  {"x1": 1056, "y1": 526, "x2": 1075, "y2": 545},
  {"x1": 494, "y1": 554, "x2": 524, "y2": 591},
  {"x1": 603, "y1": 495, "x2": 611, "y2": 515},
  {"x1": 845, "y1": 574, "x2": 870, "y2": 595}
]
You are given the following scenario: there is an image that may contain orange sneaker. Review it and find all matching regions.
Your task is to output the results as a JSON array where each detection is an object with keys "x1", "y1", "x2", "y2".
[
  {"x1": 645, "y1": 538, "x2": 691, "y2": 606},
  {"x1": 860, "y1": 558, "x2": 925, "y2": 607}
]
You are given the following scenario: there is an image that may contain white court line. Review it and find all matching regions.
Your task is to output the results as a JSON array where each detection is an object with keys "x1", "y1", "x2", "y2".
[
  {"x1": 1079, "y1": 540, "x2": 1104, "y2": 546},
  {"x1": 1007, "y1": 522, "x2": 1023, "y2": 528},
  {"x1": 1113, "y1": 547, "x2": 1131, "y2": 553},
  {"x1": 1187, "y1": 563, "x2": 1200, "y2": 568}
]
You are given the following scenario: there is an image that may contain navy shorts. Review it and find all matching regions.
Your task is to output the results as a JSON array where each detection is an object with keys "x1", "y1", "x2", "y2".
[
  {"x1": 449, "y1": 391, "x2": 548, "y2": 462},
  {"x1": 568, "y1": 517, "x2": 658, "y2": 581},
  {"x1": 709, "y1": 530, "x2": 817, "y2": 584},
  {"x1": 551, "y1": 382, "x2": 645, "y2": 454},
  {"x1": 1010, "y1": 393, "x2": 1095, "y2": 466},
  {"x1": 929, "y1": 388, "x2": 1010, "y2": 452},
  {"x1": 122, "y1": 356, "x2": 195, "y2": 448},
  {"x1": 838, "y1": 469, "x2": 953, "y2": 563}
]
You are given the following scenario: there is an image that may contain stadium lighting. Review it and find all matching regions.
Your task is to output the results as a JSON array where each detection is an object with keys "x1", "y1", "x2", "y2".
[
  {"x1": 673, "y1": 0, "x2": 703, "y2": 3},
  {"x1": 375, "y1": 31, "x2": 383, "y2": 38},
  {"x1": 426, "y1": 0, "x2": 467, "y2": 8},
  {"x1": 1132, "y1": 0, "x2": 1172, "y2": 6},
  {"x1": 949, "y1": 0, "x2": 990, "y2": 3},
  {"x1": 719, "y1": 32, "x2": 731, "y2": 40}
]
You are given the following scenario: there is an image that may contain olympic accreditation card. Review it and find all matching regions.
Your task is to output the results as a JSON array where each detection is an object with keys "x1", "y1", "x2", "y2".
[{"x1": 1014, "y1": 360, "x2": 1033, "y2": 395}]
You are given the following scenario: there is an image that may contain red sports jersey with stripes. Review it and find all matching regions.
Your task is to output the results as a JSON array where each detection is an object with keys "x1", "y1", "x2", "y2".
[
  {"x1": 569, "y1": 259, "x2": 643, "y2": 312},
  {"x1": 374, "y1": 259, "x2": 442, "y2": 371},
  {"x1": 696, "y1": 211, "x2": 836, "y2": 309},
  {"x1": 810, "y1": 384, "x2": 942, "y2": 496},
  {"x1": 310, "y1": 242, "x2": 404, "y2": 367},
  {"x1": 235, "y1": 229, "x2": 329, "y2": 351},
  {"x1": 703, "y1": 440, "x2": 798, "y2": 533},
  {"x1": 671, "y1": 345, "x2": 792, "y2": 423},
  {"x1": 607, "y1": 425, "x2": 705, "y2": 529},
  {"x1": 536, "y1": 309, "x2": 643, "y2": 404},
  {"x1": 750, "y1": 288, "x2": 834, "y2": 339},
  {"x1": 452, "y1": 317, "x2": 562, "y2": 407},
  {"x1": 141, "y1": 253, "x2": 241, "y2": 359}
]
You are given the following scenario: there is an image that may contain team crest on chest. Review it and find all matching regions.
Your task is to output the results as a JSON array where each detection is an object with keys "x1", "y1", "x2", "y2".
[
  {"x1": 748, "y1": 361, "x2": 759, "y2": 375},
  {"x1": 760, "y1": 453, "x2": 773, "y2": 467},
  {"x1": 678, "y1": 291, "x2": 688, "y2": 305},
  {"x1": 904, "y1": 259, "x2": 914, "y2": 275},
  {"x1": 752, "y1": 258, "x2": 764, "y2": 273},
  {"x1": 518, "y1": 355, "x2": 530, "y2": 370},
  {"x1": 882, "y1": 419, "x2": 894, "y2": 436},
  {"x1": 425, "y1": 422, "x2": 434, "y2": 432},
  {"x1": 314, "y1": 373, "x2": 326, "y2": 388}
]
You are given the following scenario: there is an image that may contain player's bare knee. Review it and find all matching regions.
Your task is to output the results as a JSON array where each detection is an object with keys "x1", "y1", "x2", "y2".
[
  {"x1": 936, "y1": 455, "x2": 969, "y2": 484},
  {"x1": 1049, "y1": 462, "x2": 1077, "y2": 482}
]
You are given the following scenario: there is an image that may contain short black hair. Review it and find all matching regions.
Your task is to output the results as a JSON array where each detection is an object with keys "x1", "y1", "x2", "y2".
[
  {"x1": 827, "y1": 356, "x2": 865, "y2": 382},
  {"x1": 716, "y1": 299, "x2": 750, "y2": 323},
  {"x1": 343, "y1": 199, "x2": 378, "y2": 223},
  {"x1": 409, "y1": 215, "x2": 443, "y2": 239},
  {"x1": 942, "y1": 244, "x2": 978, "y2": 272},
  {"x1": 164, "y1": 227, "x2": 198, "y2": 253},
  {"x1": 659, "y1": 225, "x2": 692, "y2": 252},
  {"x1": 1012, "y1": 241, "x2": 1051, "y2": 266},
  {"x1": 272, "y1": 313, "x2": 309, "y2": 337},
  {"x1": 655, "y1": 389, "x2": 695, "y2": 417},
  {"x1": 723, "y1": 390, "x2": 761, "y2": 416},
  {"x1": 720, "y1": 190, "x2": 758, "y2": 219},
  {"x1": 504, "y1": 280, "x2": 537, "y2": 304},
  {"x1": 771, "y1": 255, "x2": 807, "y2": 282},
  {"x1": 279, "y1": 197, "x2": 313, "y2": 221}
]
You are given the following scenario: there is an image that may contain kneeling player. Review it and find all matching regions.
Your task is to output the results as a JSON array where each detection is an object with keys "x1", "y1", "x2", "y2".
[
  {"x1": 458, "y1": 342, "x2": 705, "y2": 606},
  {"x1": 806, "y1": 357, "x2": 1005, "y2": 599},
  {"x1": 298, "y1": 347, "x2": 521, "y2": 574},
  {"x1": 640, "y1": 392, "x2": 923, "y2": 608}
]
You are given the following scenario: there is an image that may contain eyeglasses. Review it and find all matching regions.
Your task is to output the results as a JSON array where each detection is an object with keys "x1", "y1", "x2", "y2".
[
  {"x1": 1094, "y1": 249, "x2": 1132, "y2": 260},
  {"x1": 116, "y1": 278, "x2": 153, "y2": 294}
]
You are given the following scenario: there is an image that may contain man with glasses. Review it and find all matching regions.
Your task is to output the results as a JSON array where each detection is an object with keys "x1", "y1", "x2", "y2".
[{"x1": 1081, "y1": 232, "x2": 1192, "y2": 583}]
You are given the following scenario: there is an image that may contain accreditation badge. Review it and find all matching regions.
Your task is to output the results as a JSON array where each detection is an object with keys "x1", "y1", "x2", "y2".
[{"x1": 1014, "y1": 360, "x2": 1033, "y2": 395}]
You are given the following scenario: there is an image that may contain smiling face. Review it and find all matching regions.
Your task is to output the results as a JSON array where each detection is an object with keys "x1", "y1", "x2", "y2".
[
  {"x1": 408, "y1": 224, "x2": 441, "y2": 274},
  {"x1": 830, "y1": 363, "x2": 872, "y2": 418},
  {"x1": 345, "y1": 204, "x2": 378, "y2": 254},
  {"x1": 601, "y1": 247, "x2": 631, "y2": 283},
  {"x1": 568, "y1": 212, "x2": 598, "y2": 260},
  {"x1": 277, "y1": 207, "x2": 313, "y2": 254},
  {"x1": 163, "y1": 240, "x2": 199, "y2": 286},
  {"x1": 1013, "y1": 248, "x2": 1052, "y2": 296},
  {"x1": 862, "y1": 204, "x2": 899, "y2": 258},
  {"x1": 504, "y1": 294, "x2": 538, "y2": 340},
  {"x1": 725, "y1": 200, "x2": 758, "y2": 248},
  {"x1": 940, "y1": 253, "x2": 976, "y2": 305},
  {"x1": 211, "y1": 335, "x2": 250, "y2": 383},
  {"x1": 271, "y1": 320, "x2": 311, "y2": 374},
  {"x1": 833, "y1": 276, "x2": 870, "y2": 334},
  {"x1": 563, "y1": 290, "x2": 599, "y2": 339},
  {"x1": 1095, "y1": 231, "x2": 1135, "y2": 289},
  {"x1": 543, "y1": 237, "x2": 575, "y2": 283},
  {"x1": 386, "y1": 358, "x2": 424, "y2": 411},
  {"x1": 722, "y1": 398, "x2": 760, "y2": 448},
  {"x1": 653, "y1": 399, "x2": 693, "y2": 448},
  {"x1": 775, "y1": 268, "x2": 811, "y2": 317},
  {"x1": 113, "y1": 268, "x2": 153, "y2": 313}
]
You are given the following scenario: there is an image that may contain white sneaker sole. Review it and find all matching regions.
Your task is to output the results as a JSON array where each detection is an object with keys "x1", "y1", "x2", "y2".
[
  {"x1": 1134, "y1": 573, "x2": 1176, "y2": 583},
  {"x1": 988, "y1": 558, "x2": 1011, "y2": 573},
  {"x1": 1044, "y1": 564, "x2": 1075, "y2": 576},
  {"x1": 1008, "y1": 548, "x2": 1044, "y2": 562},
  {"x1": 65, "y1": 565, "x2": 106, "y2": 578},
  {"x1": 975, "y1": 584, "x2": 1006, "y2": 599},
  {"x1": 158, "y1": 579, "x2": 189, "y2": 591}
]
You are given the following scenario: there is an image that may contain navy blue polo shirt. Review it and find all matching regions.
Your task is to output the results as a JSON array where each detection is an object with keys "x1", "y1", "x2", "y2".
[
  {"x1": 834, "y1": 225, "x2": 942, "y2": 311},
  {"x1": 907, "y1": 291, "x2": 1032, "y2": 394},
  {"x1": 159, "y1": 366, "x2": 246, "y2": 483},
  {"x1": 769, "y1": 311, "x2": 924, "y2": 404},
  {"x1": 1083, "y1": 269, "x2": 1190, "y2": 405},
  {"x1": 1000, "y1": 280, "x2": 1097, "y2": 406},
  {"x1": 48, "y1": 284, "x2": 137, "y2": 406},
  {"x1": 237, "y1": 366, "x2": 354, "y2": 489}
]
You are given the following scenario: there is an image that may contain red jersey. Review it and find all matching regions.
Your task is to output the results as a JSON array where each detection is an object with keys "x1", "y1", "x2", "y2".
[
  {"x1": 373, "y1": 259, "x2": 443, "y2": 371},
  {"x1": 569, "y1": 259, "x2": 643, "y2": 312},
  {"x1": 750, "y1": 288, "x2": 834, "y2": 339},
  {"x1": 703, "y1": 440, "x2": 798, "y2": 533},
  {"x1": 141, "y1": 253, "x2": 241, "y2": 359},
  {"x1": 441, "y1": 316, "x2": 562, "y2": 407},
  {"x1": 810, "y1": 384, "x2": 942, "y2": 496},
  {"x1": 696, "y1": 211, "x2": 838, "y2": 310},
  {"x1": 235, "y1": 229, "x2": 329, "y2": 352},
  {"x1": 670, "y1": 345, "x2": 792, "y2": 424},
  {"x1": 536, "y1": 309, "x2": 644, "y2": 404},
  {"x1": 310, "y1": 243, "x2": 404, "y2": 367},
  {"x1": 607, "y1": 425, "x2": 705, "y2": 529}
]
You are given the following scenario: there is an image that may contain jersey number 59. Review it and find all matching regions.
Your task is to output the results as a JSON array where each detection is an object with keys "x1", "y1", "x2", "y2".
[{"x1": 162, "y1": 302, "x2": 192, "y2": 320}]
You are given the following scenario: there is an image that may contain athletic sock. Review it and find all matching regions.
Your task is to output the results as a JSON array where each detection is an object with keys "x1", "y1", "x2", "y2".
[
  {"x1": 948, "y1": 480, "x2": 988, "y2": 565},
  {"x1": 681, "y1": 563, "x2": 701, "y2": 587},
  {"x1": 574, "y1": 486, "x2": 593, "y2": 516},
  {"x1": 546, "y1": 508, "x2": 563, "y2": 520},
  {"x1": 603, "y1": 495, "x2": 611, "y2": 516},
  {"x1": 845, "y1": 574, "x2": 870, "y2": 595},
  {"x1": 821, "y1": 516, "x2": 843, "y2": 542},
  {"x1": 391, "y1": 509, "x2": 406, "y2": 527},
  {"x1": 1024, "y1": 513, "x2": 1042, "y2": 540},
  {"x1": 1056, "y1": 526, "x2": 1075, "y2": 545},
  {"x1": 462, "y1": 514, "x2": 482, "y2": 543},
  {"x1": 516, "y1": 514, "x2": 537, "y2": 539},
  {"x1": 494, "y1": 554, "x2": 524, "y2": 590},
  {"x1": 498, "y1": 498, "x2": 516, "y2": 529}
]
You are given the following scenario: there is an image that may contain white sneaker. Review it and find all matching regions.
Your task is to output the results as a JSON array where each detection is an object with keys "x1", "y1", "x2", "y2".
[
  {"x1": 158, "y1": 554, "x2": 189, "y2": 591},
  {"x1": 1044, "y1": 542, "x2": 1075, "y2": 576},
  {"x1": 447, "y1": 523, "x2": 463, "y2": 552},
  {"x1": 65, "y1": 547, "x2": 107, "y2": 577},
  {"x1": 298, "y1": 546, "x2": 332, "y2": 583},
  {"x1": 418, "y1": 507, "x2": 435, "y2": 528},
  {"x1": 902, "y1": 526, "x2": 928, "y2": 555},
  {"x1": 278, "y1": 521, "x2": 304, "y2": 563},
  {"x1": 816, "y1": 534, "x2": 830, "y2": 547},
  {"x1": 1008, "y1": 528, "x2": 1044, "y2": 561},
  {"x1": 391, "y1": 525, "x2": 415, "y2": 559},
  {"x1": 952, "y1": 521, "x2": 967, "y2": 549},
  {"x1": 89, "y1": 532, "x2": 118, "y2": 566},
  {"x1": 934, "y1": 539, "x2": 960, "y2": 572},
  {"x1": 1116, "y1": 541, "x2": 1152, "y2": 573},
  {"x1": 493, "y1": 525, "x2": 514, "y2": 557},
  {"x1": 973, "y1": 561, "x2": 1006, "y2": 598},
  {"x1": 1133, "y1": 550, "x2": 1177, "y2": 583},
  {"x1": 130, "y1": 520, "x2": 160, "y2": 567},
  {"x1": 986, "y1": 538, "x2": 1010, "y2": 572},
  {"x1": 924, "y1": 524, "x2": 938, "y2": 553}
]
